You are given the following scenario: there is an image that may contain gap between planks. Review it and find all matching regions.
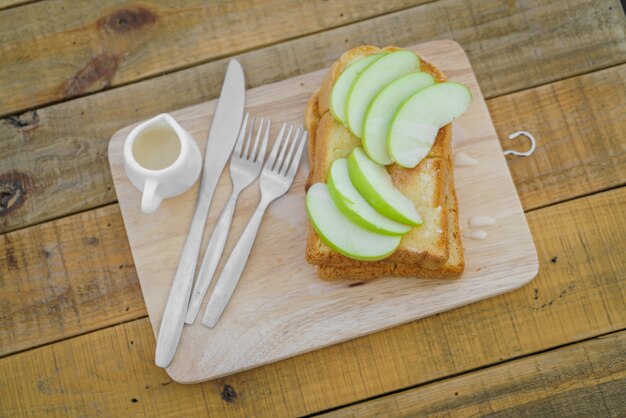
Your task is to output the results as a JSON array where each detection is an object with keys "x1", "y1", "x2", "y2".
[
  {"x1": 2, "y1": 61, "x2": 624, "y2": 236},
  {"x1": 0, "y1": 186, "x2": 623, "y2": 415},
  {"x1": 0, "y1": 0, "x2": 41, "y2": 12},
  {"x1": 1, "y1": 0, "x2": 625, "y2": 234},
  {"x1": 310, "y1": 328, "x2": 626, "y2": 417},
  {"x1": 0, "y1": 0, "x2": 435, "y2": 116},
  {"x1": 486, "y1": 60, "x2": 626, "y2": 101},
  {"x1": 1, "y1": 62, "x2": 624, "y2": 358},
  {"x1": 1, "y1": 184, "x2": 622, "y2": 357},
  {"x1": 2, "y1": 0, "x2": 624, "y2": 119},
  {"x1": 524, "y1": 183, "x2": 626, "y2": 214}
]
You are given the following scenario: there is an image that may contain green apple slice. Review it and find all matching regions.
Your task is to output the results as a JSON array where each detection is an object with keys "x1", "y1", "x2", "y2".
[
  {"x1": 388, "y1": 82, "x2": 472, "y2": 168},
  {"x1": 330, "y1": 54, "x2": 384, "y2": 124},
  {"x1": 306, "y1": 183, "x2": 401, "y2": 261},
  {"x1": 347, "y1": 147, "x2": 422, "y2": 226},
  {"x1": 362, "y1": 72, "x2": 435, "y2": 165},
  {"x1": 328, "y1": 158, "x2": 412, "y2": 236},
  {"x1": 346, "y1": 51, "x2": 420, "y2": 138}
]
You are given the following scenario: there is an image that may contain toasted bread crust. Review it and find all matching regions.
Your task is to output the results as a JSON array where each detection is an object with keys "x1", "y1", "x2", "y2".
[
  {"x1": 304, "y1": 45, "x2": 464, "y2": 276},
  {"x1": 304, "y1": 92, "x2": 320, "y2": 165},
  {"x1": 304, "y1": 92, "x2": 320, "y2": 187}
]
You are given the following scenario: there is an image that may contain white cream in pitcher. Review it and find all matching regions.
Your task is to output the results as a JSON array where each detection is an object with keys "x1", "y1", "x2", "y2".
[{"x1": 132, "y1": 127, "x2": 182, "y2": 170}]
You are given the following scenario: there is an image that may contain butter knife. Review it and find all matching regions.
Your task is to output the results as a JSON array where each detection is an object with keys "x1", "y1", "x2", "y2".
[{"x1": 155, "y1": 60, "x2": 245, "y2": 368}]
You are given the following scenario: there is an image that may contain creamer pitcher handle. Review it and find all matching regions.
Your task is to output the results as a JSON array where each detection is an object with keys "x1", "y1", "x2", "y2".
[{"x1": 141, "y1": 180, "x2": 163, "y2": 214}]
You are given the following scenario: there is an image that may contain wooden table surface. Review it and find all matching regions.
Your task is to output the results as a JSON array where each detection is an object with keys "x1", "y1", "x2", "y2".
[{"x1": 0, "y1": 1, "x2": 624, "y2": 416}]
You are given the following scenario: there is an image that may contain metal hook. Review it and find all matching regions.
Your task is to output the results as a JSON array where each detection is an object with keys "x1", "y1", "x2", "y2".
[{"x1": 503, "y1": 131, "x2": 536, "y2": 157}]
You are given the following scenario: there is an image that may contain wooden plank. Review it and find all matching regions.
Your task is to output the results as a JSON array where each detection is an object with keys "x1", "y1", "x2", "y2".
[
  {"x1": 1, "y1": 63, "x2": 622, "y2": 358},
  {"x1": 0, "y1": 51, "x2": 626, "y2": 242},
  {"x1": 2, "y1": 0, "x2": 624, "y2": 118},
  {"x1": 0, "y1": 187, "x2": 623, "y2": 416},
  {"x1": 2, "y1": 0, "x2": 625, "y2": 234},
  {"x1": 0, "y1": 204, "x2": 142, "y2": 357},
  {"x1": 322, "y1": 331, "x2": 626, "y2": 417},
  {"x1": 109, "y1": 40, "x2": 538, "y2": 383},
  {"x1": 0, "y1": 0, "x2": 429, "y2": 117},
  {"x1": 488, "y1": 64, "x2": 626, "y2": 211}
]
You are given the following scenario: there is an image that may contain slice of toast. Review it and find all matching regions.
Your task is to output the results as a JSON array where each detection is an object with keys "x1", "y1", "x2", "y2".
[
  {"x1": 305, "y1": 46, "x2": 455, "y2": 269},
  {"x1": 317, "y1": 156, "x2": 464, "y2": 280},
  {"x1": 305, "y1": 140, "x2": 450, "y2": 268}
]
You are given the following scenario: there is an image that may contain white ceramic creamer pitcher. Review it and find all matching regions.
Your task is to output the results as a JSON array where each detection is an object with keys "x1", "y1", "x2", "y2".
[{"x1": 123, "y1": 113, "x2": 202, "y2": 214}]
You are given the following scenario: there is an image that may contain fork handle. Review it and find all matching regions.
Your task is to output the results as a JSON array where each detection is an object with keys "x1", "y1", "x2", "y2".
[
  {"x1": 201, "y1": 197, "x2": 272, "y2": 328},
  {"x1": 184, "y1": 188, "x2": 241, "y2": 324}
]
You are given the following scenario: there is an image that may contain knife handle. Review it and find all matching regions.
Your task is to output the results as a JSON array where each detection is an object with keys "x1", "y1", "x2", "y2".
[
  {"x1": 185, "y1": 188, "x2": 240, "y2": 324},
  {"x1": 155, "y1": 182, "x2": 216, "y2": 368}
]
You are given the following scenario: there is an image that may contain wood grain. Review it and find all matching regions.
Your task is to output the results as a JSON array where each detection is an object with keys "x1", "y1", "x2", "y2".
[
  {"x1": 108, "y1": 41, "x2": 537, "y2": 382},
  {"x1": 1, "y1": 63, "x2": 622, "y2": 360},
  {"x1": 0, "y1": 0, "x2": 622, "y2": 415},
  {"x1": 0, "y1": 0, "x2": 36, "y2": 11},
  {"x1": 489, "y1": 64, "x2": 626, "y2": 211},
  {"x1": 1, "y1": 0, "x2": 626, "y2": 234},
  {"x1": 0, "y1": 0, "x2": 429, "y2": 117},
  {"x1": 0, "y1": 186, "x2": 623, "y2": 416},
  {"x1": 0, "y1": 204, "x2": 141, "y2": 357},
  {"x1": 0, "y1": 0, "x2": 626, "y2": 238},
  {"x1": 323, "y1": 331, "x2": 626, "y2": 417}
]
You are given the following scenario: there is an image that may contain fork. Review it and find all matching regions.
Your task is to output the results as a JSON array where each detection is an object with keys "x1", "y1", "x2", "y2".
[
  {"x1": 184, "y1": 113, "x2": 271, "y2": 324},
  {"x1": 201, "y1": 123, "x2": 308, "y2": 328}
]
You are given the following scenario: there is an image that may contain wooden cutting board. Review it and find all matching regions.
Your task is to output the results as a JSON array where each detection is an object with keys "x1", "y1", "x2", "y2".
[{"x1": 108, "y1": 40, "x2": 538, "y2": 384}]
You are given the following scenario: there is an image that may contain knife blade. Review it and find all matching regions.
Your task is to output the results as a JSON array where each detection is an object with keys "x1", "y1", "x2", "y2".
[{"x1": 155, "y1": 60, "x2": 245, "y2": 368}]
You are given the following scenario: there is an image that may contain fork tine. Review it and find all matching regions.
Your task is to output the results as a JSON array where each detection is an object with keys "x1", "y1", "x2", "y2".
[
  {"x1": 273, "y1": 125, "x2": 293, "y2": 171},
  {"x1": 279, "y1": 127, "x2": 301, "y2": 175},
  {"x1": 243, "y1": 114, "x2": 256, "y2": 158},
  {"x1": 249, "y1": 117, "x2": 264, "y2": 161},
  {"x1": 233, "y1": 113, "x2": 249, "y2": 157},
  {"x1": 286, "y1": 131, "x2": 307, "y2": 180},
  {"x1": 255, "y1": 119, "x2": 271, "y2": 163},
  {"x1": 265, "y1": 123, "x2": 286, "y2": 169}
]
